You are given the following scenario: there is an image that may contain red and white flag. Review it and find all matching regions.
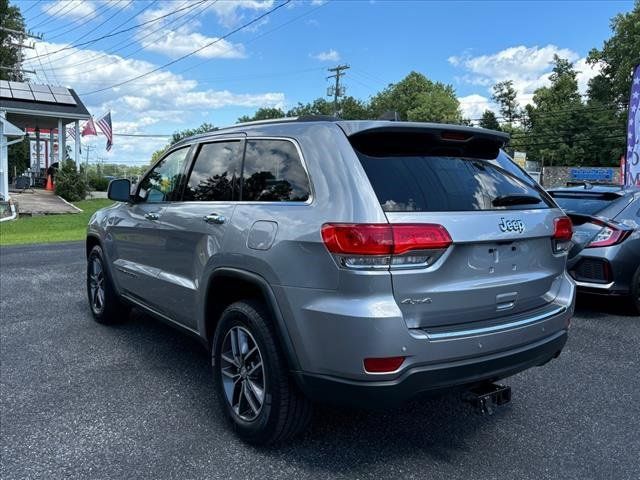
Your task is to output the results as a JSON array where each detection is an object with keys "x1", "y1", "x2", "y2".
[
  {"x1": 96, "y1": 112, "x2": 113, "y2": 152},
  {"x1": 81, "y1": 117, "x2": 97, "y2": 137}
]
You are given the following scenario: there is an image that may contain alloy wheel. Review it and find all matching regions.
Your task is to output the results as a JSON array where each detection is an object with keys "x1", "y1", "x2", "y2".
[
  {"x1": 89, "y1": 257, "x2": 105, "y2": 314},
  {"x1": 220, "y1": 326, "x2": 265, "y2": 421}
]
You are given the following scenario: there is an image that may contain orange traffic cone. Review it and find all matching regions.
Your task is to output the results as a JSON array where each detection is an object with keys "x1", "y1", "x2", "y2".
[{"x1": 45, "y1": 174, "x2": 54, "y2": 191}]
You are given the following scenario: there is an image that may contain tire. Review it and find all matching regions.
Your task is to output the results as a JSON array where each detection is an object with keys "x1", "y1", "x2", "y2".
[
  {"x1": 212, "y1": 300, "x2": 312, "y2": 444},
  {"x1": 86, "y1": 245, "x2": 130, "y2": 324}
]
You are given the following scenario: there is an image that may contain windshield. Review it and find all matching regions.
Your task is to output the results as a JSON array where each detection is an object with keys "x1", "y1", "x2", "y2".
[{"x1": 356, "y1": 153, "x2": 552, "y2": 212}]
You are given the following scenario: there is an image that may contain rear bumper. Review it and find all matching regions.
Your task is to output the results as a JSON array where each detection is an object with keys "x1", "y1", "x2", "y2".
[{"x1": 294, "y1": 330, "x2": 567, "y2": 408}]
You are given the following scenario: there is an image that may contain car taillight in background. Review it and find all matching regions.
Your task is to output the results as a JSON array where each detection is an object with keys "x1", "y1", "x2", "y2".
[
  {"x1": 552, "y1": 216, "x2": 573, "y2": 253},
  {"x1": 586, "y1": 221, "x2": 632, "y2": 248},
  {"x1": 321, "y1": 223, "x2": 452, "y2": 269}
]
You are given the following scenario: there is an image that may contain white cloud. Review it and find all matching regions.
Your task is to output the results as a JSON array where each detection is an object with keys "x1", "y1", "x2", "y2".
[
  {"x1": 138, "y1": 27, "x2": 246, "y2": 59},
  {"x1": 42, "y1": 0, "x2": 97, "y2": 19},
  {"x1": 449, "y1": 44, "x2": 596, "y2": 107},
  {"x1": 22, "y1": 41, "x2": 285, "y2": 164},
  {"x1": 458, "y1": 94, "x2": 495, "y2": 120},
  {"x1": 134, "y1": 1, "x2": 258, "y2": 60},
  {"x1": 311, "y1": 49, "x2": 340, "y2": 62},
  {"x1": 208, "y1": 0, "x2": 275, "y2": 28}
]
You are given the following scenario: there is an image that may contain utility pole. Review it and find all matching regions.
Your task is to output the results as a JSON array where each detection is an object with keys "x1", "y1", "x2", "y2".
[
  {"x1": 0, "y1": 27, "x2": 42, "y2": 81},
  {"x1": 326, "y1": 64, "x2": 350, "y2": 117}
]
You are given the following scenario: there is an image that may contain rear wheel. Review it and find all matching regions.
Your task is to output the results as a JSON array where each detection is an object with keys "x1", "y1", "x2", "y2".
[
  {"x1": 212, "y1": 300, "x2": 312, "y2": 444},
  {"x1": 86, "y1": 245, "x2": 130, "y2": 324}
]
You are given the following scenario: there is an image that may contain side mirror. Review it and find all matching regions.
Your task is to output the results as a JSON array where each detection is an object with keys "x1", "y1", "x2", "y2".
[{"x1": 107, "y1": 178, "x2": 132, "y2": 202}]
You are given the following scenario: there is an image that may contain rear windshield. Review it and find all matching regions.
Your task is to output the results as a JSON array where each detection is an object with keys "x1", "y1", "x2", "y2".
[
  {"x1": 357, "y1": 153, "x2": 553, "y2": 212},
  {"x1": 550, "y1": 193, "x2": 622, "y2": 216}
]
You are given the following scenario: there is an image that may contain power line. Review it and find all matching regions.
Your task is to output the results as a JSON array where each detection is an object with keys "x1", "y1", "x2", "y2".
[
  {"x1": 29, "y1": 1, "x2": 76, "y2": 30},
  {"x1": 46, "y1": 0, "x2": 136, "y2": 60},
  {"x1": 25, "y1": 0, "x2": 210, "y2": 62},
  {"x1": 42, "y1": 0, "x2": 129, "y2": 41},
  {"x1": 79, "y1": 0, "x2": 293, "y2": 96},
  {"x1": 174, "y1": 0, "x2": 330, "y2": 77},
  {"x1": 40, "y1": 0, "x2": 209, "y2": 75},
  {"x1": 26, "y1": 1, "x2": 64, "y2": 23},
  {"x1": 22, "y1": 1, "x2": 42, "y2": 15}
]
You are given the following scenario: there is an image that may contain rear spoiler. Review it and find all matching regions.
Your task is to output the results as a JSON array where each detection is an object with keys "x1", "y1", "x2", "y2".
[{"x1": 339, "y1": 122, "x2": 510, "y2": 160}]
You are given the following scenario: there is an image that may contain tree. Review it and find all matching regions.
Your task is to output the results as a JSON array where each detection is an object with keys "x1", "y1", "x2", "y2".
[
  {"x1": 237, "y1": 107, "x2": 286, "y2": 123},
  {"x1": 479, "y1": 110, "x2": 501, "y2": 131},
  {"x1": 526, "y1": 56, "x2": 589, "y2": 166},
  {"x1": 587, "y1": 0, "x2": 640, "y2": 104},
  {"x1": 146, "y1": 122, "x2": 215, "y2": 164},
  {"x1": 170, "y1": 122, "x2": 215, "y2": 145},
  {"x1": 492, "y1": 80, "x2": 520, "y2": 124},
  {"x1": 55, "y1": 160, "x2": 88, "y2": 202},
  {"x1": 0, "y1": 0, "x2": 26, "y2": 81},
  {"x1": 369, "y1": 71, "x2": 462, "y2": 123},
  {"x1": 149, "y1": 147, "x2": 167, "y2": 165},
  {"x1": 286, "y1": 98, "x2": 334, "y2": 117},
  {"x1": 585, "y1": 1, "x2": 639, "y2": 165}
]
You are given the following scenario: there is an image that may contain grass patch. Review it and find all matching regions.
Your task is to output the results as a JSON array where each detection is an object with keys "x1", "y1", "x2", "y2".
[{"x1": 0, "y1": 199, "x2": 114, "y2": 246}]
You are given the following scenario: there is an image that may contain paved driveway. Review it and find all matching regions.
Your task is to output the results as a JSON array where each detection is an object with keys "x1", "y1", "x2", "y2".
[{"x1": 1, "y1": 242, "x2": 638, "y2": 479}]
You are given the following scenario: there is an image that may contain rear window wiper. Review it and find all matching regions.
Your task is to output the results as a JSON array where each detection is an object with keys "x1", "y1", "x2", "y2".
[{"x1": 492, "y1": 194, "x2": 542, "y2": 207}]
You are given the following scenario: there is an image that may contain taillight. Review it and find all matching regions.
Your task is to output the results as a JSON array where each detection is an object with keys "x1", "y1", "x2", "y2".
[
  {"x1": 363, "y1": 356, "x2": 405, "y2": 373},
  {"x1": 321, "y1": 223, "x2": 452, "y2": 269},
  {"x1": 552, "y1": 216, "x2": 573, "y2": 253},
  {"x1": 587, "y1": 224, "x2": 631, "y2": 248},
  {"x1": 553, "y1": 217, "x2": 573, "y2": 241}
]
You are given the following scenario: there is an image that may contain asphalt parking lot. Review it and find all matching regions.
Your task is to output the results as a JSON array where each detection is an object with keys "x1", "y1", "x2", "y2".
[{"x1": 1, "y1": 242, "x2": 638, "y2": 480}]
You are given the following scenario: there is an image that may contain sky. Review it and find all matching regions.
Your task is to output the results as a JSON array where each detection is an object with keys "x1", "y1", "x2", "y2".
[{"x1": 12, "y1": 0, "x2": 634, "y2": 166}]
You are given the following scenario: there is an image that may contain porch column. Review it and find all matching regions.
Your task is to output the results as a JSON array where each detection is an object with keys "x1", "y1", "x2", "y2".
[
  {"x1": 57, "y1": 119, "x2": 63, "y2": 165},
  {"x1": 74, "y1": 120, "x2": 80, "y2": 171},
  {"x1": 49, "y1": 130, "x2": 54, "y2": 169},
  {"x1": 0, "y1": 111, "x2": 7, "y2": 200}
]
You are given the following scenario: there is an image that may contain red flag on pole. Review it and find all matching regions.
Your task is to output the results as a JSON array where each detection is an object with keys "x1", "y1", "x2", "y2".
[{"x1": 81, "y1": 117, "x2": 97, "y2": 137}]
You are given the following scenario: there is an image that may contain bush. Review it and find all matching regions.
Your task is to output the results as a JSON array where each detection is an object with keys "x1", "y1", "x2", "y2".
[
  {"x1": 88, "y1": 174, "x2": 109, "y2": 192},
  {"x1": 55, "y1": 160, "x2": 88, "y2": 202}
]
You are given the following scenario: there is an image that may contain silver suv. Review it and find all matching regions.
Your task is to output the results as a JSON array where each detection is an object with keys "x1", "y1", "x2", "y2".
[{"x1": 86, "y1": 118, "x2": 575, "y2": 444}]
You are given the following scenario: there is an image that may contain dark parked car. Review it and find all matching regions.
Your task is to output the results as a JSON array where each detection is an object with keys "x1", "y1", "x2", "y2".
[{"x1": 548, "y1": 184, "x2": 640, "y2": 313}]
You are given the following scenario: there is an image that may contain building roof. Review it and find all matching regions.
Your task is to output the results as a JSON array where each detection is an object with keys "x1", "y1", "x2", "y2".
[{"x1": 0, "y1": 81, "x2": 90, "y2": 130}]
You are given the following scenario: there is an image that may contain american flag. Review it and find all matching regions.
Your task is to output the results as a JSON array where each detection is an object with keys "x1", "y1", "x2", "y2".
[
  {"x1": 96, "y1": 112, "x2": 113, "y2": 152},
  {"x1": 66, "y1": 126, "x2": 81, "y2": 153}
]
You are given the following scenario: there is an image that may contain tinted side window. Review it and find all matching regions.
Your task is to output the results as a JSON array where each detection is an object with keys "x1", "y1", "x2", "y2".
[
  {"x1": 241, "y1": 139, "x2": 310, "y2": 202},
  {"x1": 183, "y1": 141, "x2": 243, "y2": 201},
  {"x1": 138, "y1": 147, "x2": 189, "y2": 203}
]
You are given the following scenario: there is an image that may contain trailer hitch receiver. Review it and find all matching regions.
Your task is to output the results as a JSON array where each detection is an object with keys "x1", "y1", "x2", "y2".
[{"x1": 464, "y1": 383, "x2": 512, "y2": 415}]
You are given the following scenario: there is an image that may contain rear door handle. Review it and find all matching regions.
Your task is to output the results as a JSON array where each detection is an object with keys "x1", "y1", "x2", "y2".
[
  {"x1": 203, "y1": 213, "x2": 226, "y2": 225},
  {"x1": 144, "y1": 212, "x2": 160, "y2": 221}
]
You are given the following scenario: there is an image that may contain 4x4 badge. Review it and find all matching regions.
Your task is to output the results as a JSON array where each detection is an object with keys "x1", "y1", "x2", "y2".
[{"x1": 498, "y1": 217, "x2": 525, "y2": 233}]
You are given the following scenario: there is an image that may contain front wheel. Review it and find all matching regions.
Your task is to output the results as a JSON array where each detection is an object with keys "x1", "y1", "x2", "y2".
[
  {"x1": 212, "y1": 300, "x2": 312, "y2": 444},
  {"x1": 86, "y1": 245, "x2": 130, "y2": 324}
]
